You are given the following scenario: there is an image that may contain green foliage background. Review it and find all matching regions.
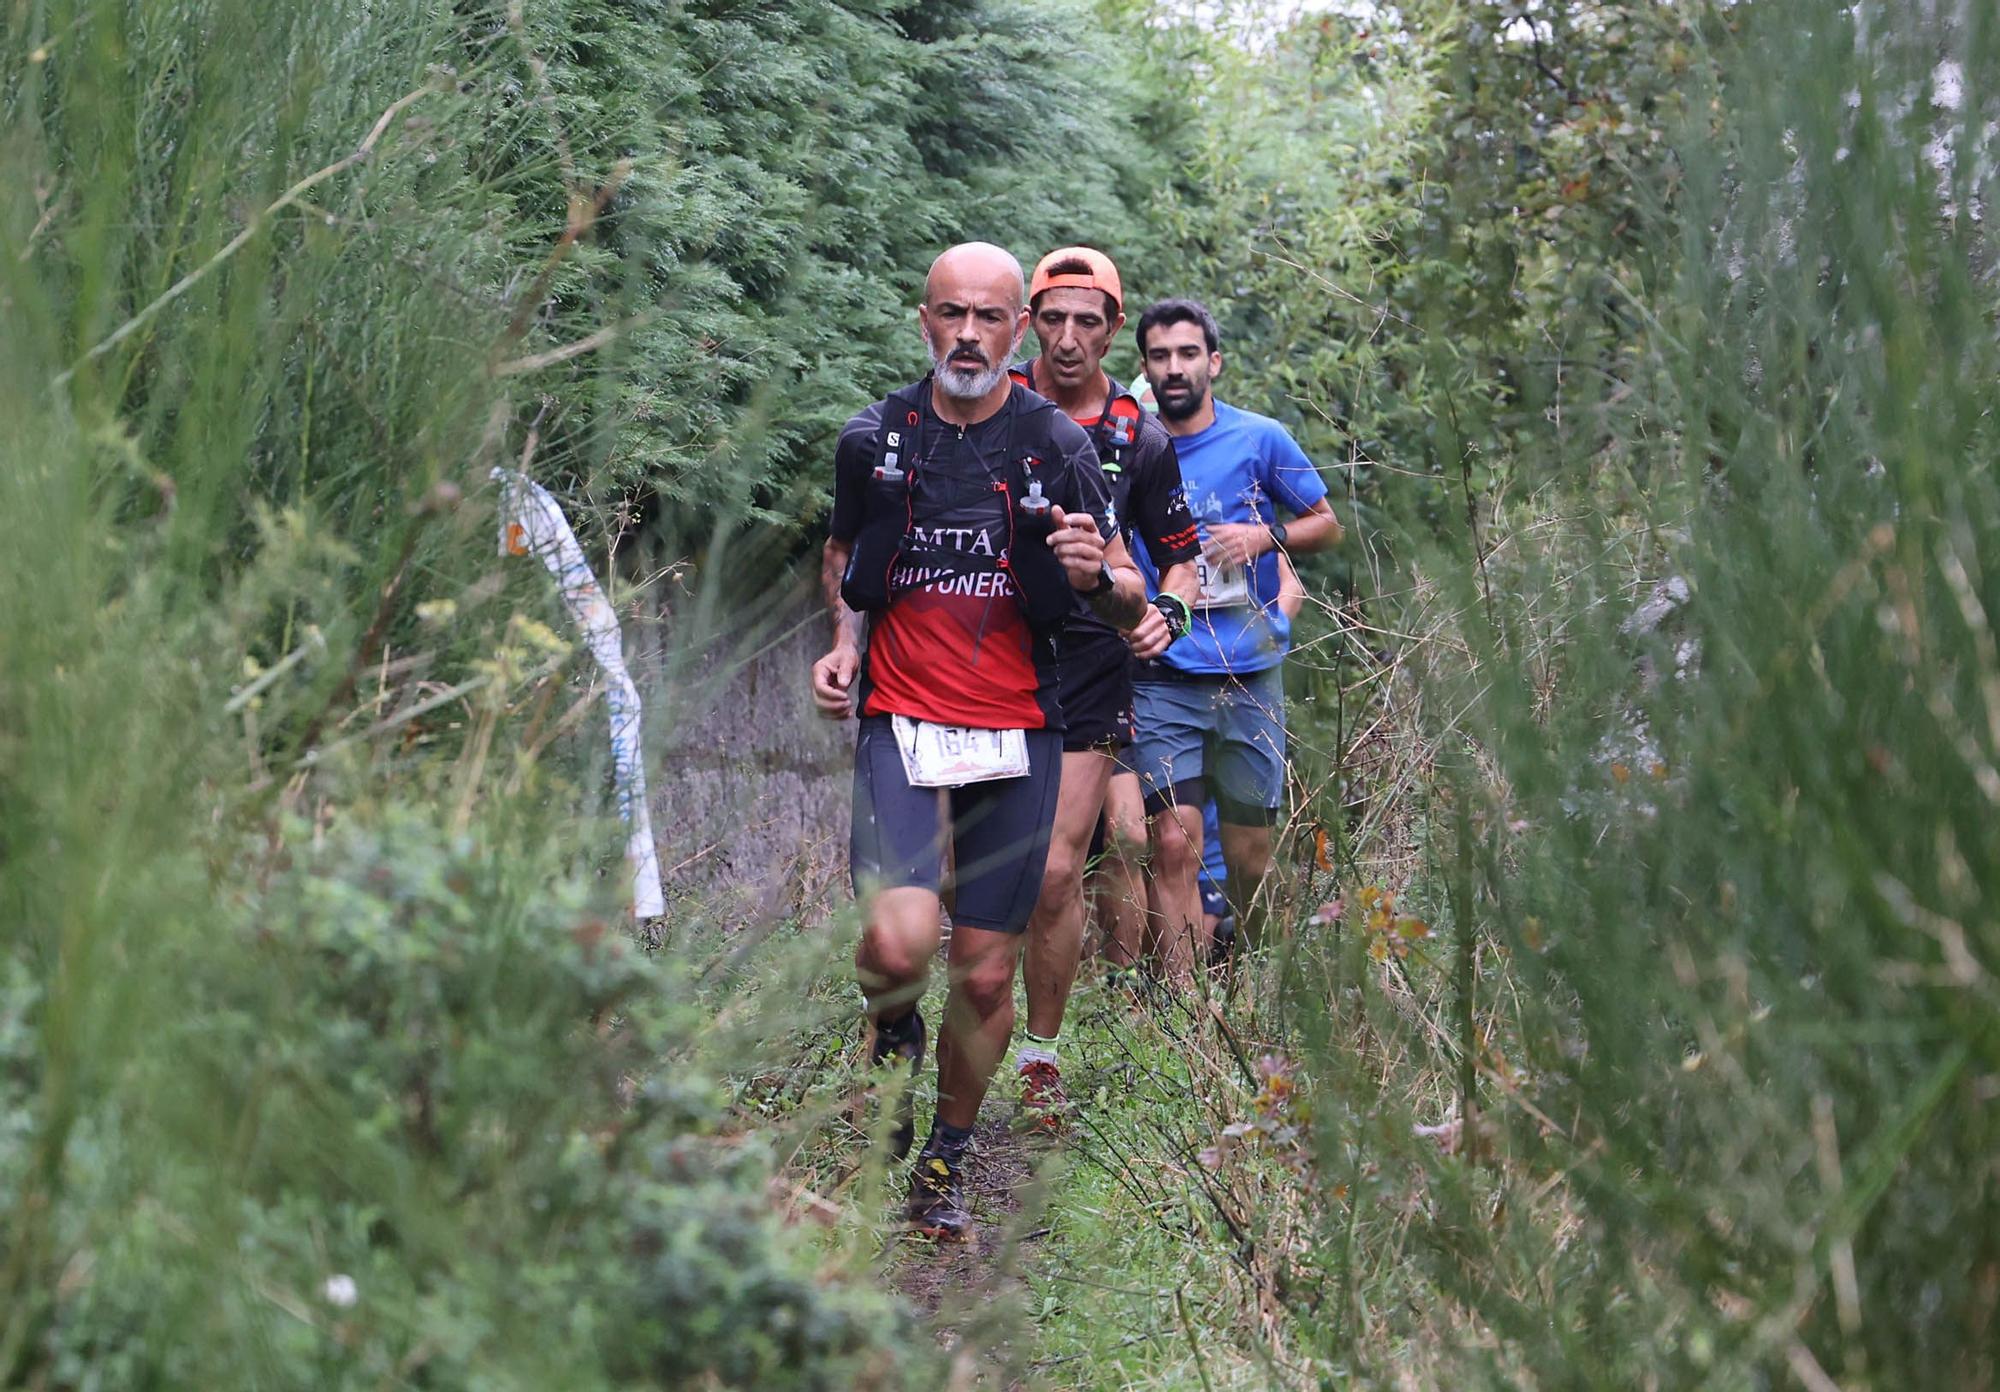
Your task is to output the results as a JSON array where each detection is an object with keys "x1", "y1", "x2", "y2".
[
  {"x1": 1217, "y1": 1, "x2": 2000, "y2": 1387},
  {"x1": 503, "y1": 0, "x2": 1158, "y2": 524},
  {"x1": 1414, "y1": 1, "x2": 2000, "y2": 1377},
  {"x1": 6, "y1": 0, "x2": 1999, "y2": 1386},
  {"x1": 0, "y1": 0, "x2": 1153, "y2": 1385}
]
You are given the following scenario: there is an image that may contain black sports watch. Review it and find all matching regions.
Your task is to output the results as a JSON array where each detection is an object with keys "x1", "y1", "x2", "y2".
[
  {"x1": 1084, "y1": 561, "x2": 1117, "y2": 597},
  {"x1": 1151, "y1": 592, "x2": 1192, "y2": 641},
  {"x1": 1268, "y1": 521, "x2": 1290, "y2": 550}
]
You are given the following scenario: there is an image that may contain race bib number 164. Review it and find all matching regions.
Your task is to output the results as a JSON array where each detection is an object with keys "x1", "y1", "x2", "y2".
[{"x1": 892, "y1": 716, "x2": 1030, "y2": 788}]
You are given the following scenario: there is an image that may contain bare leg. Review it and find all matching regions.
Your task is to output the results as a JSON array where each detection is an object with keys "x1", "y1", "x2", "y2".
[
  {"x1": 1024, "y1": 749, "x2": 1114, "y2": 1036},
  {"x1": 1095, "y1": 770, "x2": 1150, "y2": 967},
  {"x1": 934, "y1": 924, "x2": 1026, "y2": 1129},
  {"x1": 1217, "y1": 820, "x2": 1274, "y2": 950},
  {"x1": 855, "y1": 885, "x2": 945, "y2": 1020},
  {"x1": 1148, "y1": 801, "x2": 1208, "y2": 984}
]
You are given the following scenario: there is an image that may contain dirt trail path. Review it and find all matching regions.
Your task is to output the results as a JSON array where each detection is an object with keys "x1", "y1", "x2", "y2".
[{"x1": 891, "y1": 1108, "x2": 1052, "y2": 1388}]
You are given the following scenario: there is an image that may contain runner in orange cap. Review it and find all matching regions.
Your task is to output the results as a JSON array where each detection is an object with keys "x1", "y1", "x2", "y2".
[{"x1": 1007, "y1": 248, "x2": 1202, "y2": 1125}]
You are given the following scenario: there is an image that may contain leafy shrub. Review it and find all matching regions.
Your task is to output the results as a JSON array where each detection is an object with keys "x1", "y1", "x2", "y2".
[
  {"x1": 1, "y1": 0, "x2": 1112, "y2": 1384},
  {"x1": 8, "y1": 806, "x2": 921, "y2": 1390},
  {"x1": 1283, "y1": 2, "x2": 2000, "y2": 1386}
]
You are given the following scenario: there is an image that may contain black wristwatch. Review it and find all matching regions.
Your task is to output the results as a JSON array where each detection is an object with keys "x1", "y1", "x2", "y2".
[
  {"x1": 1084, "y1": 561, "x2": 1117, "y2": 597},
  {"x1": 1268, "y1": 521, "x2": 1290, "y2": 550},
  {"x1": 1152, "y1": 592, "x2": 1192, "y2": 641}
]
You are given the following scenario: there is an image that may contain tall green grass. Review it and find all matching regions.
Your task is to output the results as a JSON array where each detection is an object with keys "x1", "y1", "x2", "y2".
[
  {"x1": 0, "y1": 4, "x2": 939, "y2": 1385},
  {"x1": 1285, "y1": 2, "x2": 2000, "y2": 1385}
]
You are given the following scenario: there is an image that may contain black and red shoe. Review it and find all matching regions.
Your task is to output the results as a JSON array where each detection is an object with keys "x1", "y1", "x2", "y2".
[
  {"x1": 1016, "y1": 1058, "x2": 1070, "y2": 1136},
  {"x1": 905, "y1": 1150, "x2": 973, "y2": 1241},
  {"x1": 867, "y1": 1011, "x2": 927, "y2": 1159}
]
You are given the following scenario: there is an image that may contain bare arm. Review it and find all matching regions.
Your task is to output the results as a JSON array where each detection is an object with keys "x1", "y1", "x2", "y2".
[
  {"x1": 1121, "y1": 555, "x2": 1201, "y2": 661},
  {"x1": 1277, "y1": 550, "x2": 1306, "y2": 622},
  {"x1": 1050, "y1": 508, "x2": 1145, "y2": 629},
  {"x1": 820, "y1": 537, "x2": 864, "y2": 650},
  {"x1": 811, "y1": 538, "x2": 863, "y2": 719},
  {"x1": 1205, "y1": 497, "x2": 1343, "y2": 566},
  {"x1": 1278, "y1": 497, "x2": 1342, "y2": 554},
  {"x1": 1090, "y1": 532, "x2": 1148, "y2": 630}
]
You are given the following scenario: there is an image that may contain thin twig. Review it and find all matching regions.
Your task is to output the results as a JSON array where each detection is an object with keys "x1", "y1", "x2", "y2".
[
  {"x1": 296, "y1": 675, "x2": 488, "y2": 767},
  {"x1": 1174, "y1": 1286, "x2": 1219, "y2": 1392},
  {"x1": 492, "y1": 319, "x2": 640, "y2": 377},
  {"x1": 497, "y1": 162, "x2": 630, "y2": 350},
  {"x1": 16, "y1": 183, "x2": 69, "y2": 263},
  {"x1": 224, "y1": 629, "x2": 327, "y2": 714},
  {"x1": 53, "y1": 84, "x2": 435, "y2": 386}
]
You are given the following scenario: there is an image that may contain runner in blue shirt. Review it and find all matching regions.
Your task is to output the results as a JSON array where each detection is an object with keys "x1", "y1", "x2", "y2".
[
  {"x1": 1128, "y1": 298, "x2": 1343, "y2": 971},
  {"x1": 1197, "y1": 798, "x2": 1232, "y2": 947}
]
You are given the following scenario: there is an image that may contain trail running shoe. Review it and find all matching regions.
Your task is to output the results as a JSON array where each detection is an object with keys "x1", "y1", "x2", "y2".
[
  {"x1": 905, "y1": 1150, "x2": 973, "y2": 1241},
  {"x1": 1102, "y1": 965, "x2": 1163, "y2": 1014},
  {"x1": 1017, "y1": 1058, "x2": 1070, "y2": 1135},
  {"x1": 1208, "y1": 911, "x2": 1238, "y2": 971},
  {"x1": 868, "y1": 1011, "x2": 927, "y2": 1160},
  {"x1": 1103, "y1": 964, "x2": 1151, "y2": 998}
]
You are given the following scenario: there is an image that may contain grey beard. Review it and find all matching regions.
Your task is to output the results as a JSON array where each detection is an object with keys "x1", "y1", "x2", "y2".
[{"x1": 935, "y1": 357, "x2": 1008, "y2": 400}]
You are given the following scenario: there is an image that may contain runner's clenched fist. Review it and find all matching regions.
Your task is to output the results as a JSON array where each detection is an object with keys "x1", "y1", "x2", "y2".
[
  {"x1": 1047, "y1": 505, "x2": 1107, "y2": 589},
  {"x1": 810, "y1": 644, "x2": 859, "y2": 719}
]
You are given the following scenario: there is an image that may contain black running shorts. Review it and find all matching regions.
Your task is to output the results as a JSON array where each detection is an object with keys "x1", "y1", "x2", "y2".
[
  {"x1": 849, "y1": 717, "x2": 1063, "y2": 934},
  {"x1": 1055, "y1": 636, "x2": 1134, "y2": 754}
]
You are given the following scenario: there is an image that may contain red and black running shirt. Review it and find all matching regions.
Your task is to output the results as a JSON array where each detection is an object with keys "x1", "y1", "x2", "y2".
[
  {"x1": 1013, "y1": 360, "x2": 1201, "y2": 656},
  {"x1": 830, "y1": 382, "x2": 1112, "y2": 731}
]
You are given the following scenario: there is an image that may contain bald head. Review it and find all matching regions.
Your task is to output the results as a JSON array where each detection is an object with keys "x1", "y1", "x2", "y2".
[
  {"x1": 918, "y1": 242, "x2": 1030, "y2": 404},
  {"x1": 925, "y1": 242, "x2": 1025, "y2": 314}
]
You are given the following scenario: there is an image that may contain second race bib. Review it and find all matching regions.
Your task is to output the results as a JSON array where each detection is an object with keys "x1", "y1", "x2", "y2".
[
  {"x1": 1194, "y1": 553, "x2": 1251, "y2": 608},
  {"x1": 892, "y1": 715, "x2": 1030, "y2": 788}
]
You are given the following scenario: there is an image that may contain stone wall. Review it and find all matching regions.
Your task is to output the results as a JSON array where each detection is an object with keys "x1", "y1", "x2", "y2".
[{"x1": 632, "y1": 571, "x2": 854, "y2": 928}]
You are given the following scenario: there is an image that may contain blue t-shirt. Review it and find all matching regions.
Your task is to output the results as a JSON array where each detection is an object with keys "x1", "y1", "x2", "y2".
[{"x1": 1133, "y1": 400, "x2": 1328, "y2": 675}]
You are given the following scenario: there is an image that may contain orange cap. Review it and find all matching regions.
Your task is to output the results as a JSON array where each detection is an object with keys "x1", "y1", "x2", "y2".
[{"x1": 1030, "y1": 247, "x2": 1123, "y2": 313}]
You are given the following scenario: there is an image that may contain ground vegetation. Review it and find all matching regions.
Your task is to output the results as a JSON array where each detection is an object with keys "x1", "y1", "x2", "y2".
[{"x1": 6, "y1": 0, "x2": 1997, "y2": 1387}]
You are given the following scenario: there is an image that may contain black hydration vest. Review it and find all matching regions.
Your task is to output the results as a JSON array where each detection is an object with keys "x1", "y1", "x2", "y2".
[
  {"x1": 840, "y1": 378, "x2": 1077, "y2": 629},
  {"x1": 1010, "y1": 364, "x2": 1146, "y2": 544}
]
